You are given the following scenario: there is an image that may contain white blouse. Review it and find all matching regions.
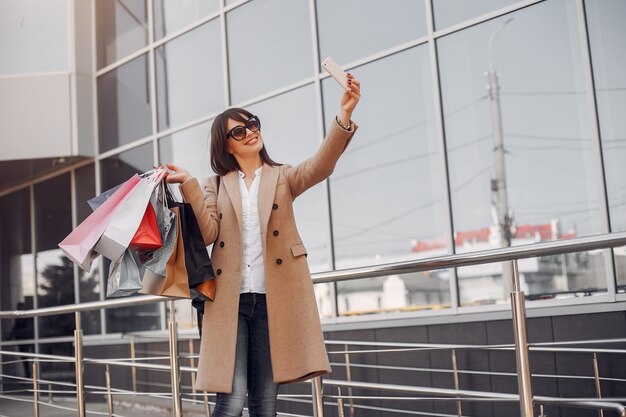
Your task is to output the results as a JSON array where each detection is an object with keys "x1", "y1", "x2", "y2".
[{"x1": 237, "y1": 166, "x2": 266, "y2": 293}]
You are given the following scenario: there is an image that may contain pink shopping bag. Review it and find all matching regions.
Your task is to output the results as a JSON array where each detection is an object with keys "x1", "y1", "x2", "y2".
[{"x1": 58, "y1": 174, "x2": 141, "y2": 272}]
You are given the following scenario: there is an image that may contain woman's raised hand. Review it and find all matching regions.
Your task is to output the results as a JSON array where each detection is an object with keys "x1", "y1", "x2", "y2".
[
  {"x1": 161, "y1": 163, "x2": 192, "y2": 184},
  {"x1": 338, "y1": 73, "x2": 361, "y2": 121}
]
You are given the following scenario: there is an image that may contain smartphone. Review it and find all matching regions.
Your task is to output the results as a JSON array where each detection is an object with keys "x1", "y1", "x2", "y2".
[{"x1": 322, "y1": 57, "x2": 350, "y2": 92}]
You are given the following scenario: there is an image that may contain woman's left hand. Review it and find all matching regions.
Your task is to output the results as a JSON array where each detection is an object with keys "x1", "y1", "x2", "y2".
[{"x1": 339, "y1": 73, "x2": 361, "y2": 121}]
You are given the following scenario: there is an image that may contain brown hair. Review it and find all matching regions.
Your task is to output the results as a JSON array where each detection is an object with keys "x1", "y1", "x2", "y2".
[{"x1": 209, "y1": 107, "x2": 282, "y2": 176}]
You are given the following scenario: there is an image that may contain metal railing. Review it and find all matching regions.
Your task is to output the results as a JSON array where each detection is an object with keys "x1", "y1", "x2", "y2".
[{"x1": 1, "y1": 231, "x2": 626, "y2": 417}]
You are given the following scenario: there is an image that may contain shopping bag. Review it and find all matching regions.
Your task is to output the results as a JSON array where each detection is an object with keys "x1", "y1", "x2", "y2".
[
  {"x1": 162, "y1": 206, "x2": 191, "y2": 298},
  {"x1": 106, "y1": 249, "x2": 143, "y2": 297},
  {"x1": 59, "y1": 174, "x2": 142, "y2": 272},
  {"x1": 129, "y1": 202, "x2": 162, "y2": 251},
  {"x1": 87, "y1": 183, "x2": 123, "y2": 211},
  {"x1": 95, "y1": 170, "x2": 166, "y2": 262},
  {"x1": 139, "y1": 211, "x2": 177, "y2": 294},
  {"x1": 89, "y1": 182, "x2": 163, "y2": 252},
  {"x1": 140, "y1": 206, "x2": 190, "y2": 299},
  {"x1": 165, "y1": 185, "x2": 215, "y2": 300}
]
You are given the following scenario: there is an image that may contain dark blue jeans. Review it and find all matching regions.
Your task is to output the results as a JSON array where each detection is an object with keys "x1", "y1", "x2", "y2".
[{"x1": 212, "y1": 293, "x2": 278, "y2": 417}]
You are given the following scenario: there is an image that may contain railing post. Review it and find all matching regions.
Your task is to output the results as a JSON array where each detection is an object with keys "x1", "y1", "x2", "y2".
[
  {"x1": 32, "y1": 362, "x2": 39, "y2": 417},
  {"x1": 336, "y1": 387, "x2": 345, "y2": 417},
  {"x1": 510, "y1": 260, "x2": 534, "y2": 417},
  {"x1": 168, "y1": 300, "x2": 183, "y2": 417},
  {"x1": 593, "y1": 353, "x2": 604, "y2": 417},
  {"x1": 74, "y1": 311, "x2": 86, "y2": 417},
  {"x1": 189, "y1": 339, "x2": 197, "y2": 395},
  {"x1": 204, "y1": 393, "x2": 211, "y2": 417},
  {"x1": 451, "y1": 349, "x2": 462, "y2": 417},
  {"x1": 311, "y1": 376, "x2": 324, "y2": 417},
  {"x1": 130, "y1": 335, "x2": 137, "y2": 392},
  {"x1": 105, "y1": 364, "x2": 114, "y2": 417},
  {"x1": 344, "y1": 345, "x2": 355, "y2": 417}
]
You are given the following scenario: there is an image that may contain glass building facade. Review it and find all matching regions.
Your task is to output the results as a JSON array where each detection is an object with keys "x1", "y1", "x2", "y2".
[{"x1": 1, "y1": 0, "x2": 626, "y2": 351}]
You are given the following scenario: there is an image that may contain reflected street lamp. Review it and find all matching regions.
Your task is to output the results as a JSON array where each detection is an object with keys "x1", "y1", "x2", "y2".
[{"x1": 486, "y1": 17, "x2": 514, "y2": 295}]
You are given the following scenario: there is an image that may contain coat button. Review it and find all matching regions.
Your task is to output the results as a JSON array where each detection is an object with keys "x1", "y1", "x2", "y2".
[
  {"x1": 219, "y1": 213, "x2": 223, "y2": 219},
  {"x1": 272, "y1": 203, "x2": 278, "y2": 210},
  {"x1": 216, "y1": 269, "x2": 222, "y2": 275},
  {"x1": 220, "y1": 241, "x2": 224, "y2": 247},
  {"x1": 276, "y1": 259, "x2": 282, "y2": 265},
  {"x1": 273, "y1": 230, "x2": 279, "y2": 237}
]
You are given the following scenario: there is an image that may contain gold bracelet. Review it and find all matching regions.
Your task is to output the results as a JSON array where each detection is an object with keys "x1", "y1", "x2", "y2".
[{"x1": 335, "y1": 115, "x2": 351, "y2": 131}]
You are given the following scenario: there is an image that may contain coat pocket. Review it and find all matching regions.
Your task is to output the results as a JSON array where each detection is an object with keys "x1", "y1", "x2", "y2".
[{"x1": 290, "y1": 243, "x2": 308, "y2": 258}]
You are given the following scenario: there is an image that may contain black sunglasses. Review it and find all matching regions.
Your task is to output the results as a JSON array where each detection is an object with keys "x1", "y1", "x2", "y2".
[{"x1": 226, "y1": 116, "x2": 261, "y2": 141}]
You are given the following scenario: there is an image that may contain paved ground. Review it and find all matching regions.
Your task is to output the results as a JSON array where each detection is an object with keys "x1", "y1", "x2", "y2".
[{"x1": 0, "y1": 395, "x2": 221, "y2": 417}]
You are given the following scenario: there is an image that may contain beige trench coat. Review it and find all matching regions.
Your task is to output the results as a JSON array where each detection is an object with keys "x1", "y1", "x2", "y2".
[{"x1": 180, "y1": 120, "x2": 358, "y2": 393}]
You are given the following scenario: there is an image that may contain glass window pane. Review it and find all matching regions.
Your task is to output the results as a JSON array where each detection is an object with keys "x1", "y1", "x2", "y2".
[
  {"x1": 316, "y1": 0, "x2": 426, "y2": 68},
  {"x1": 0, "y1": 189, "x2": 34, "y2": 379},
  {"x1": 75, "y1": 164, "x2": 102, "y2": 335},
  {"x1": 438, "y1": 0, "x2": 607, "y2": 305},
  {"x1": 227, "y1": 0, "x2": 313, "y2": 103},
  {"x1": 34, "y1": 174, "x2": 77, "y2": 382},
  {"x1": 100, "y1": 143, "x2": 154, "y2": 190},
  {"x1": 0, "y1": 0, "x2": 68, "y2": 75},
  {"x1": 433, "y1": 0, "x2": 519, "y2": 30},
  {"x1": 154, "y1": 0, "x2": 219, "y2": 40},
  {"x1": 96, "y1": 0, "x2": 148, "y2": 69},
  {"x1": 585, "y1": 0, "x2": 626, "y2": 291},
  {"x1": 98, "y1": 54, "x2": 153, "y2": 153},
  {"x1": 337, "y1": 270, "x2": 452, "y2": 316},
  {"x1": 158, "y1": 122, "x2": 212, "y2": 185},
  {"x1": 325, "y1": 46, "x2": 451, "y2": 314},
  {"x1": 156, "y1": 20, "x2": 224, "y2": 131}
]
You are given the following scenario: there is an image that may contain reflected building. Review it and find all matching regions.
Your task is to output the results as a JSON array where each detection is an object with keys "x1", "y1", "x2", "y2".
[{"x1": 1, "y1": 1, "x2": 626, "y2": 416}]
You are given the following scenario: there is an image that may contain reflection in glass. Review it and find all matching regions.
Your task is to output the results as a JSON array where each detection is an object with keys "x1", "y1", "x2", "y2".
[
  {"x1": 75, "y1": 164, "x2": 102, "y2": 335},
  {"x1": 0, "y1": 190, "x2": 34, "y2": 378},
  {"x1": 154, "y1": 0, "x2": 219, "y2": 40},
  {"x1": 158, "y1": 121, "x2": 212, "y2": 184},
  {"x1": 227, "y1": 0, "x2": 313, "y2": 103},
  {"x1": 585, "y1": 0, "x2": 626, "y2": 291},
  {"x1": 96, "y1": 0, "x2": 148, "y2": 69},
  {"x1": 34, "y1": 174, "x2": 76, "y2": 381},
  {"x1": 100, "y1": 143, "x2": 154, "y2": 190},
  {"x1": 326, "y1": 47, "x2": 447, "y2": 265},
  {"x1": 433, "y1": 0, "x2": 519, "y2": 30},
  {"x1": 324, "y1": 46, "x2": 450, "y2": 313},
  {"x1": 337, "y1": 271, "x2": 452, "y2": 316},
  {"x1": 458, "y1": 252, "x2": 606, "y2": 306},
  {"x1": 438, "y1": 0, "x2": 606, "y2": 304},
  {"x1": 316, "y1": 0, "x2": 426, "y2": 68},
  {"x1": 98, "y1": 54, "x2": 152, "y2": 153},
  {"x1": 156, "y1": 20, "x2": 224, "y2": 131}
]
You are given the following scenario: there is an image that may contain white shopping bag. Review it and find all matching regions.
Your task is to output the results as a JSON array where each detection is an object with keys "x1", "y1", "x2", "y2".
[{"x1": 95, "y1": 170, "x2": 166, "y2": 262}]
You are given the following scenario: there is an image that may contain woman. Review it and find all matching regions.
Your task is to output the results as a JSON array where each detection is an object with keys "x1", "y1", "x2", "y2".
[{"x1": 166, "y1": 74, "x2": 361, "y2": 416}]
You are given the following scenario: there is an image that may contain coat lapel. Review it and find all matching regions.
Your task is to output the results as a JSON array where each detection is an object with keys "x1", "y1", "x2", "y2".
[
  {"x1": 222, "y1": 170, "x2": 243, "y2": 235},
  {"x1": 258, "y1": 163, "x2": 279, "y2": 250}
]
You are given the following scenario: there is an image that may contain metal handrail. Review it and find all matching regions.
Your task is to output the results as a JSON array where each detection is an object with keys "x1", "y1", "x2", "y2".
[
  {"x1": 323, "y1": 379, "x2": 626, "y2": 416},
  {"x1": 1, "y1": 347, "x2": 624, "y2": 416},
  {"x1": 1, "y1": 232, "x2": 626, "y2": 320},
  {"x1": 312, "y1": 231, "x2": 626, "y2": 283}
]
